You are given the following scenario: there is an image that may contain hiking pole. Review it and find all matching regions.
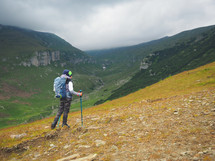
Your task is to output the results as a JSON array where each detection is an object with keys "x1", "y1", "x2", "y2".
[
  {"x1": 57, "y1": 115, "x2": 61, "y2": 128},
  {"x1": 80, "y1": 90, "x2": 83, "y2": 127}
]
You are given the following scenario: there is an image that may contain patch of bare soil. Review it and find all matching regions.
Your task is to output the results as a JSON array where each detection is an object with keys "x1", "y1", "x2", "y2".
[
  {"x1": 0, "y1": 83, "x2": 37, "y2": 100},
  {"x1": 0, "y1": 89, "x2": 215, "y2": 160},
  {"x1": 0, "y1": 112, "x2": 10, "y2": 118},
  {"x1": 12, "y1": 100, "x2": 31, "y2": 105}
]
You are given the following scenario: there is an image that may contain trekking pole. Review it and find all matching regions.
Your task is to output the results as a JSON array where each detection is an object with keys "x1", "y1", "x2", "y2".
[
  {"x1": 80, "y1": 90, "x2": 83, "y2": 127},
  {"x1": 57, "y1": 115, "x2": 61, "y2": 128}
]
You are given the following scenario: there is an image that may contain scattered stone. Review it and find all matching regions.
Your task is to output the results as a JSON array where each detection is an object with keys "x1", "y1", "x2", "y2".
[
  {"x1": 87, "y1": 126, "x2": 100, "y2": 130},
  {"x1": 34, "y1": 152, "x2": 41, "y2": 158},
  {"x1": 91, "y1": 117, "x2": 100, "y2": 121},
  {"x1": 174, "y1": 111, "x2": 179, "y2": 115},
  {"x1": 63, "y1": 144, "x2": 71, "y2": 149},
  {"x1": 95, "y1": 140, "x2": 106, "y2": 147},
  {"x1": 64, "y1": 151, "x2": 72, "y2": 156},
  {"x1": 160, "y1": 159, "x2": 167, "y2": 161},
  {"x1": 57, "y1": 154, "x2": 97, "y2": 161},
  {"x1": 202, "y1": 101, "x2": 207, "y2": 106},
  {"x1": 118, "y1": 131, "x2": 125, "y2": 135},
  {"x1": 139, "y1": 116, "x2": 144, "y2": 121},
  {"x1": 50, "y1": 144, "x2": 54, "y2": 147},
  {"x1": 180, "y1": 151, "x2": 191, "y2": 156},
  {"x1": 72, "y1": 154, "x2": 97, "y2": 161},
  {"x1": 10, "y1": 133, "x2": 27, "y2": 139},
  {"x1": 57, "y1": 154, "x2": 80, "y2": 161},
  {"x1": 78, "y1": 145, "x2": 91, "y2": 148},
  {"x1": 203, "y1": 150, "x2": 208, "y2": 154},
  {"x1": 76, "y1": 119, "x2": 81, "y2": 123},
  {"x1": 50, "y1": 144, "x2": 56, "y2": 149},
  {"x1": 202, "y1": 111, "x2": 209, "y2": 115},
  {"x1": 193, "y1": 156, "x2": 200, "y2": 161},
  {"x1": 111, "y1": 145, "x2": 119, "y2": 152}
]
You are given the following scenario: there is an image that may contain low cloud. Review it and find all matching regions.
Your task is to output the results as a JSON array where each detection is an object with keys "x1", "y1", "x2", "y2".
[{"x1": 0, "y1": 0, "x2": 215, "y2": 50}]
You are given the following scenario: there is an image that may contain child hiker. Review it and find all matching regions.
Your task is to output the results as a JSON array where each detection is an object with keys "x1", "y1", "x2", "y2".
[{"x1": 51, "y1": 69, "x2": 82, "y2": 129}]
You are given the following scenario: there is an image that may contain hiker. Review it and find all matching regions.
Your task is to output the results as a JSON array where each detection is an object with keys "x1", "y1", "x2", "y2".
[{"x1": 51, "y1": 69, "x2": 82, "y2": 129}]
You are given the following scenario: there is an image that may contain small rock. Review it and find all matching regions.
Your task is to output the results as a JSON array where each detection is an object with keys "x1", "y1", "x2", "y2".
[
  {"x1": 50, "y1": 144, "x2": 56, "y2": 148},
  {"x1": 139, "y1": 116, "x2": 144, "y2": 121},
  {"x1": 160, "y1": 159, "x2": 167, "y2": 161},
  {"x1": 78, "y1": 145, "x2": 91, "y2": 148},
  {"x1": 76, "y1": 119, "x2": 81, "y2": 123},
  {"x1": 63, "y1": 144, "x2": 71, "y2": 149},
  {"x1": 87, "y1": 126, "x2": 100, "y2": 130},
  {"x1": 57, "y1": 154, "x2": 80, "y2": 161},
  {"x1": 111, "y1": 145, "x2": 118, "y2": 152},
  {"x1": 174, "y1": 111, "x2": 179, "y2": 115},
  {"x1": 34, "y1": 152, "x2": 41, "y2": 158},
  {"x1": 91, "y1": 117, "x2": 100, "y2": 121},
  {"x1": 72, "y1": 154, "x2": 97, "y2": 161},
  {"x1": 180, "y1": 151, "x2": 191, "y2": 156},
  {"x1": 193, "y1": 156, "x2": 199, "y2": 161},
  {"x1": 10, "y1": 133, "x2": 27, "y2": 139},
  {"x1": 95, "y1": 140, "x2": 106, "y2": 147},
  {"x1": 202, "y1": 111, "x2": 209, "y2": 115}
]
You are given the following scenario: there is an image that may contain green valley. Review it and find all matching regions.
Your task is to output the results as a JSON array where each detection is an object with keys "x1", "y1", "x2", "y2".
[
  {"x1": 88, "y1": 25, "x2": 215, "y2": 102},
  {"x1": 0, "y1": 24, "x2": 215, "y2": 129},
  {"x1": 0, "y1": 25, "x2": 100, "y2": 128}
]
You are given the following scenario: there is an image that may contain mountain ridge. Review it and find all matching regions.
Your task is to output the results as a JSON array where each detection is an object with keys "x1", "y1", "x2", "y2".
[{"x1": 88, "y1": 24, "x2": 215, "y2": 103}]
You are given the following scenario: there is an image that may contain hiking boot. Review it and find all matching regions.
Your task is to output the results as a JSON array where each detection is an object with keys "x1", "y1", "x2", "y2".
[
  {"x1": 62, "y1": 123, "x2": 70, "y2": 128},
  {"x1": 51, "y1": 123, "x2": 56, "y2": 129}
]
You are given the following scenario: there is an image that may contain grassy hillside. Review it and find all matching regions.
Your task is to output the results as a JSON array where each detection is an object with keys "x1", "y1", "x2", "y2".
[
  {"x1": 86, "y1": 25, "x2": 215, "y2": 105},
  {"x1": 0, "y1": 25, "x2": 101, "y2": 129},
  {"x1": 0, "y1": 61, "x2": 214, "y2": 160},
  {"x1": 104, "y1": 25, "x2": 215, "y2": 101}
]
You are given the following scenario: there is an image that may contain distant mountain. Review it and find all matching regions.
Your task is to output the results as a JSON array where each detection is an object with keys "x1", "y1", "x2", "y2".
[
  {"x1": 0, "y1": 24, "x2": 100, "y2": 129},
  {"x1": 0, "y1": 24, "x2": 91, "y2": 66},
  {"x1": 87, "y1": 25, "x2": 215, "y2": 103}
]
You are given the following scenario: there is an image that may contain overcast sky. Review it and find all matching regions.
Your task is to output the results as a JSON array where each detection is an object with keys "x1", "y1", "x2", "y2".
[{"x1": 0, "y1": 0, "x2": 215, "y2": 50}]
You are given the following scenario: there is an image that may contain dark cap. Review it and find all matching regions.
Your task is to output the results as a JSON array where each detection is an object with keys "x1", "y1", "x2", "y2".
[{"x1": 63, "y1": 69, "x2": 72, "y2": 77}]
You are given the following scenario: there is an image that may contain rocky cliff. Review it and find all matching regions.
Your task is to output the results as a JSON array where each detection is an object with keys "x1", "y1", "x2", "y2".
[{"x1": 21, "y1": 51, "x2": 61, "y2": 67}]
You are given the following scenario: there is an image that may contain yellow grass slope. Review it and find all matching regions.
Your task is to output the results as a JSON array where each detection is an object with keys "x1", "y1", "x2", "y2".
[{"x1": 0, "y1": 61, "x2": 215, "y2": 160}]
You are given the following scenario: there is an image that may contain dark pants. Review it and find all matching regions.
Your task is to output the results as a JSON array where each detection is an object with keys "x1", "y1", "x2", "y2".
[{"x1": 52, "y1": 98, "x2": 72, "y2": 126}]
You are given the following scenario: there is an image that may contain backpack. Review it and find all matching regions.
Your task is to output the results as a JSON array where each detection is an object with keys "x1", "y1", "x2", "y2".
[{"x1": 54, "y1": 76, "x2": 67, "y2": 98}]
